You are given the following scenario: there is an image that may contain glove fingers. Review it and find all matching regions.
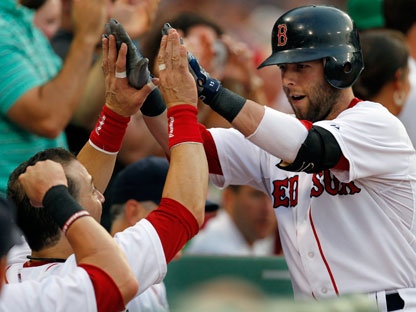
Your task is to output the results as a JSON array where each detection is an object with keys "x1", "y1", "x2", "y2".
[{"x1": 128, "y1": 58, "x2": 151, "y2": 89}]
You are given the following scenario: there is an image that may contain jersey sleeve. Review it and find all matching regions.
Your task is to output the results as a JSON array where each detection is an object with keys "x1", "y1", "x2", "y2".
[
  {"x1": 0, "y1": 267, "x2": 97, "y2": 312},
  {"x1": 78, "y1": 264, "x2": 124, "y2": 312},
  {"x1": 208, "y1": 127, "x2": 282, "y2": 194},
  {"x1": 113, "y1": 218, "x2": 167, "y2": 295},
  {"x1": 146, "y1": 197, "x2": 199, "y2": 263}
]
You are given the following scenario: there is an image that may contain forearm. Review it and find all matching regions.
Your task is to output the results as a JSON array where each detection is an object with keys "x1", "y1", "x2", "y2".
[
  {"x1": 30, "y1": 37, "x2": 98, "y2": 132},
  {"x1": 43, "y1": 186, "x2": 138, "y2": 304},
  {"x1": 71, "y1": 54, "x2": 106, "y2": 129},
  {"x1": 230, "y1": 99, "x2": 265, "y2": 136},
  {"x1": 163, "y1": 143, "x2": 208, "y2": 226},
  {"x1": 245, "y1": 106, "x2": 309, "y2": 163},
  {"x1": 143, "y1": 113, "x2": 170, "y2": 156},
  {"x1": 77, "y1": 142, "x2": 117, "y2": 193}
]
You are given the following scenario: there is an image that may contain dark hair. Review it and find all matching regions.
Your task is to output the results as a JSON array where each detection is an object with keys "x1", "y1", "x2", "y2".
[
  {"x1": 20, "y1": 0, "x2": 47, "y2": 10},
  {"x1": 7, "y1": 148, "x2": 78, "y2": 251},
  {"x1": 384, "y1": 0, "x2": 416, "y2": 35},
  {"x1": 141, "y1": 11, "x2": 223, "y2": 74},
  {"x1": 353, "y1": 29, "x2": 409, "y2": 100}
]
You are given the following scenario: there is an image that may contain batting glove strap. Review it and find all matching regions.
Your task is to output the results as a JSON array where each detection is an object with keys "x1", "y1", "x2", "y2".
[{"x1": 105, "y1": 18, "x2": 151, "y2": 89}]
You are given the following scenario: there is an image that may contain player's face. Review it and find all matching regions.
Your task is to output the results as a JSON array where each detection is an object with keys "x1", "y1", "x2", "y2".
[
  {"x1": 280, "y1": 60, "x2": 339, "y2": 122},
  {"x1": 66, "y1": 160, "x2": 104, "y2": 222},
  {"x1": 227, "y1": 186, "x2": 276, "y2": 244}
]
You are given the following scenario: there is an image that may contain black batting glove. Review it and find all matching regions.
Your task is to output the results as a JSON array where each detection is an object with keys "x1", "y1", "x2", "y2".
[
  {"x1": 187, "y1": 52, "x2": 222, "y2": 104},
  {"x1": 105, "y1": 18, "x2": 151, "y2": 89}
]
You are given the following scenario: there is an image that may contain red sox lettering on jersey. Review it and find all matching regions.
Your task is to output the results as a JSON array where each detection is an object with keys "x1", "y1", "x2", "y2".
[{"x1": 272, "y1": 170, "x2": 361, "y2": 208}]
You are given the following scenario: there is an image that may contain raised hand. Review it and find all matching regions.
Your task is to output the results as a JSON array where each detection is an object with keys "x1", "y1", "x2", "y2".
[
  {"x1": 105, "y1": 18, "x2": 152, "y2": 90},
  {"x1": 18, "y1": 160, "x2": 67, "y2": 208},
  {"x1": 157, "y1": 26, "x2": 198, "y2": 109},
  {"x1": 101, "y1": 34, "x2": 156, "y2": 117},
  {"x1": 161, "y1": 23, "x2": 222, "y2": 104}
]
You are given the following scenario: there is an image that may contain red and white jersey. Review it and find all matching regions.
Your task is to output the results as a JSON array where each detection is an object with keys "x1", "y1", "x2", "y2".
[
  {"x1": 1, "y1": 263, "x2": 125, "y2": 312},
  {"x1": 0, "y1": 267, "x2": 96, "y2": 312},
  {"x1": 6, "y1": 199, "x2": 198, "y2": 311},
  {"x1": 208, "y1": 100, "x2": 416, "y2": 299},
  {"x1": 6, "y1": 219, "x2": 167, "y2": 311}
]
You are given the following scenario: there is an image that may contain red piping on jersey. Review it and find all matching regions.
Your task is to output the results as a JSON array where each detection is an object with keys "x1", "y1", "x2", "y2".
[{"x1": 309, "y1": 207, "x2": 339, "y2": 295}]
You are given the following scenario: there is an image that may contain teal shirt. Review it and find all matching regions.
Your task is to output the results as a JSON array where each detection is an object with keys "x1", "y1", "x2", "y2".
[{"x1": 0, "y1": 0, "x2": 67, "y2": 195}]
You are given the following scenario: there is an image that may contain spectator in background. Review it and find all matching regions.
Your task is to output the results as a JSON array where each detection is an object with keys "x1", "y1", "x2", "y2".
[
  {"x1": 347, "y1": 0, "x2": 384, "y2": 31},
  {"x1": 51, "y1": 0, "x2": 162, "y2": 155},
  {"x1": 141, "y1": 11, "x2": 268, "y2": 128},
  {"x1": 185, "y1": 185, "x2": 282, "y2": 256},
  {"x1": 383, "y1": 0, "x2": 416, "y2": 148},
  {"x1": 0, "y1": 0, "x2": 106, "y2": 196},
  {"x1": 353, "y1": 29, "x2": 410, "y2": 116},
  {"x1": 19, "y1": 0, "x2": 62, "y2": 39}
]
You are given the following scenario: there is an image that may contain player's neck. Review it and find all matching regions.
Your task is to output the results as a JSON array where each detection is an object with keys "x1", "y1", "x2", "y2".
[{"x1": 31, "y1": 237, "x2": 73, "y2": 261}]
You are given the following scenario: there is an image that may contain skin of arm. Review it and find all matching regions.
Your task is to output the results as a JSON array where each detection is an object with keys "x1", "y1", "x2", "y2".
[
  {"x1": 157, "y1": 29, "x2": 208, "y2": 224},
  {"x1": 17, "y1": 160, "x2": 139, "y2": 305},
  {"x1": 7, "y1": 0, "x2": 107, "y2": 138},
  {"x1": 72, "y1": 0, "x2": 162, "y2": 131}
]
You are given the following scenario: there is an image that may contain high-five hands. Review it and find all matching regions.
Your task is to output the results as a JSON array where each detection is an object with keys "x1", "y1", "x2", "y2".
[{"x1": 104, "y1": 18, "x2": 152, "y2": 90}]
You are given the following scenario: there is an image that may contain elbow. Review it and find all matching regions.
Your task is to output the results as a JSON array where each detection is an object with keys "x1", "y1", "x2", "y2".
[
  {"x1": 195, "y1": 202, "x2": 206, "y2": 228},
  {"x1": 35, "y1": 121, "x2": 66, "y2": 139},
  {"x1": 122, "y1": 276, "x2": 139, "y2": 305}
]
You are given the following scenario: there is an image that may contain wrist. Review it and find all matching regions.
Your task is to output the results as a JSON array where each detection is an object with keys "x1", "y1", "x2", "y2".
[
  {"x1": 167, "y1": 105, "x2": 203, "y2": 149},
  {"x1": 209, "y1": 88, "x2": 247, "y2": 123},
  {"x1": 89, "y1": 105, "x2": 130, "y2": 154},
  {"x1": 42, "y1": 185, "x2": 90, "y2": 235}
]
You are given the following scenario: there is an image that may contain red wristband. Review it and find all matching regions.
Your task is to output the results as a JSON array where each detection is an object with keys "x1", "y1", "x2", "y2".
[
  {"x1": 89, "y1": 106, "x2": 130, "y2": 154},
  {"x1": 167, "y1": 104, "x2": 203, "y2": 149}
]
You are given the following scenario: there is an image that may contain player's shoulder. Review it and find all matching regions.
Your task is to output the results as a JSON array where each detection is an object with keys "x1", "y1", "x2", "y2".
[{"x1": 340, "y1": 100, "x2": 399, "y2": 123}]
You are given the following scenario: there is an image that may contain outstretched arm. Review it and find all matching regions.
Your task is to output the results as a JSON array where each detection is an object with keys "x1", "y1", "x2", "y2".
[{"x1": 77, "y1": 35, "x2": 156, "y2": 193}]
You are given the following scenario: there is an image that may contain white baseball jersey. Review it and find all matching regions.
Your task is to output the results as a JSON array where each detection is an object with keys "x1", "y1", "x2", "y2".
[
  {"x1": 208, "y1": 100, "x2": 416, "y2": 304},
  {"x1": 0, "y1": 267, "x2": 97, "y2": 312},
  {"x1": 6, "y1": 219, "x2": 167, "y2": 311},
  {"x1": 1, "y1": 263, "x2": 126, "y2": 312}
]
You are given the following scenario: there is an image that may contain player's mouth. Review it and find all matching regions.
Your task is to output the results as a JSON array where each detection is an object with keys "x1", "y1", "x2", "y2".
[{"x1": 291, "y1": 94, "x2": 306, "y2": 102}]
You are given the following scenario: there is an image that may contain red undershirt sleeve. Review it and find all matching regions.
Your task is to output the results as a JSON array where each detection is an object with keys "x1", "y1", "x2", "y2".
[
  {"x1": 78, "y1": 264, "x2": 125, "y2": 312},
  {"x1": 199, "y1": 123, "x2": 223, "y2": 175},
  {"x1": 146, "y1": 198, "x2": 199, "y2": 263}
]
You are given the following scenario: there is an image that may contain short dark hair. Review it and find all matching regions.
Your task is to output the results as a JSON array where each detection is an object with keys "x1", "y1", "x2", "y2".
[
  {"x1": 20, "y1": 0, "x2": 48, "y2": 10},
  {"x1": 353, "y1": 29, "x2": 409, "y2": 100},
  {"x1": 7, "y1": 148, "x2": 78, "y2": 251},
  {"x1": 384, "y1": 0, "x2": 416, "y2": 35}
]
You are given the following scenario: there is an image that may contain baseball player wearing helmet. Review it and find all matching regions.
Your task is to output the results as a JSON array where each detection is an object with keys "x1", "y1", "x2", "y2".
[{"x1": 133, "y1": 5, "x2": 416, "y2": 312}]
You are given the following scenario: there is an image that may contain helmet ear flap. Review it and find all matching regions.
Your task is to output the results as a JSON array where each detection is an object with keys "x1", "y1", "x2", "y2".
[{"x1": 324, "y1": 52, "x2": 364, "y2": 89}]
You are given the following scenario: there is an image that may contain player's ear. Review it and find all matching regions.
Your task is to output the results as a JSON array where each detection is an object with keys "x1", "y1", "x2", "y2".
[{"x1": 124, "y1": 200, "x2": 142, "y2": 226}]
